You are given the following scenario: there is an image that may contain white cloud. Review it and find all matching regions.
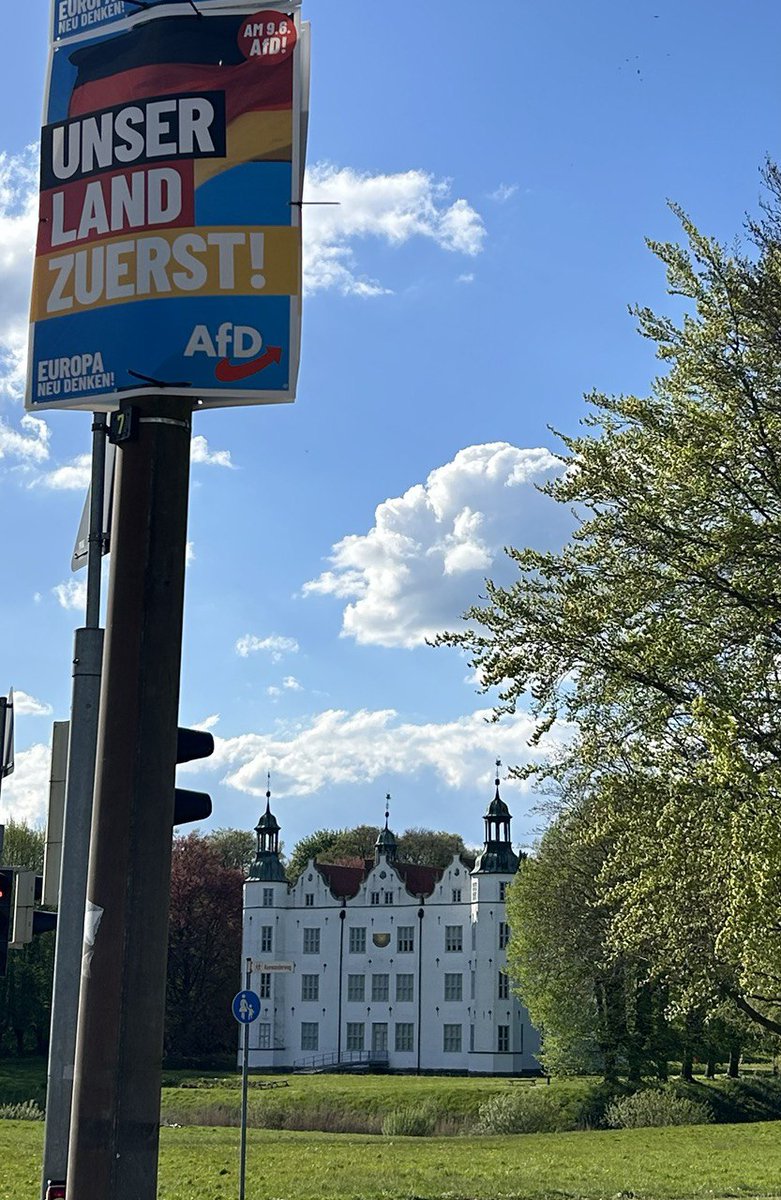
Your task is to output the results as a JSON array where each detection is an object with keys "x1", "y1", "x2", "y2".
[
  {"x1": 0, "y1": 414, "x2": 50, "y2": 463},
  {"x1": 186, "y1": 541, "x2": 196, "y2": 565},
  {"x1": 303, "y1": 164, "x2": 486, "y2": 297},
  {"x1": 203, "y1": 706, "x2": 568, "y2": 799},
  {"x1": 53, "y1": 578, "x2": 87, "y2": 612},
  {"x1": 13, "y1": 691, "x2": 53, "y2": 717},
  {"x1": 37, "y1": 452, "x2": 91, "y2": 490},
  {"x1": 488, "y1": 183, "x2": 518, "y2": 203},
  {"x1": 0, "y1": 148, "x2": 37, "y2": 401},
  {"x1": 456, "y1": 273, "x2": 475, "y2": 284},
  {"x1": 191, "y1": 435, "x2": 234, "y2": 468},
  {"x1": 235, "y1": 634, "x2": 300, "y2": 662},
  {"x1": 266, "y1": 676, "x2": 303, "y2": 700},
  {"x1": 0, "y1": 742, "x2": 50, "y2": 826},
  {"x1": 193, "y1": 713, "x2": 220, "y2": 731},
  {"x1": 304, "y1": 443, "x2": 567, "y2": 647}
]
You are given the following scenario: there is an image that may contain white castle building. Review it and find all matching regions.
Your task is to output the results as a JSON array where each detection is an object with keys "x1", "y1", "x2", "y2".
[{"x1": 241, "y1": 767, "x2": 541, "y2": 1074}]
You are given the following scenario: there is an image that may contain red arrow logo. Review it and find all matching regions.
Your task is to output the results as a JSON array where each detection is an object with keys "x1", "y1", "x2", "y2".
[{"x1": 215, "y1": 346, "x2": 282, "y2": 382}]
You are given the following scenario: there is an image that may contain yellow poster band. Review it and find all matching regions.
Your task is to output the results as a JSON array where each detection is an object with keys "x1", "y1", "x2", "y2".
[{"x1": 31, "y1": 225, "x2": 300, "y2": 322}]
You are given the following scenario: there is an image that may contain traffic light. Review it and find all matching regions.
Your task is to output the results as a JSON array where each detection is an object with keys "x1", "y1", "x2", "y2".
[
  {"x1": 174, "y1": 727, "x2": 214, "y2": 826},
  {"x1": 0, "y1": 868, "x2": 12, "y2": 976}
]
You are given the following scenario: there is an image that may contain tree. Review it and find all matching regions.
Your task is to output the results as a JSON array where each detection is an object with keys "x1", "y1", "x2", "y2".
[
  {"x1": 397, "y1": 828, "x2": 471, "y2": 868},
  {"x1": 439, "y1": 167, "x2": 781, "y2": 1038},
  {"x1": 165, "y1": 833, "x2": 243, "y2": 1059},
  {"x1": 285, "y1": 828, "x2": 339, "y2": 882},
  {"x1": 507, "y1": 807, "x2": 677, "y2": 1080},
  {"x1": 0, "y1": 820, "x2": 54, "y2": 1057},
  {"x1": 205, "y1": 827, "x2": 256, "y2": 873}
]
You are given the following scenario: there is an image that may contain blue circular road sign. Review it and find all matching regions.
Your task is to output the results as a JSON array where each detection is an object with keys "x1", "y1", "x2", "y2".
[{"x1": 232, "y1": 989, "x2": 261, "y2": 1024}]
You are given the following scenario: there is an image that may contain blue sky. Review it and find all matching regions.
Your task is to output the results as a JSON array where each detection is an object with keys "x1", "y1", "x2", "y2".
[{"x1": 1, "y1": 0, "x2": 779, "y2": 857}]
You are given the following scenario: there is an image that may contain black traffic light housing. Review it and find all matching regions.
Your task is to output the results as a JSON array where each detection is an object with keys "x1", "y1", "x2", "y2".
[
  {"x1": 174, "y1": 727, "x2": 214, "y2": 826},
  {"x1": 0, "y1": 868, "x2": 12, "y2": 976},
  {"x1": 33, "y1": 874, "x2": 57, "y2": 936}
]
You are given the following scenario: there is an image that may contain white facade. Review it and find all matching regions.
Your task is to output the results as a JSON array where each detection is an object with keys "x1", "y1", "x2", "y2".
[{"x1": 241, "y1": 785, "x2": 541, "y2": 1075}]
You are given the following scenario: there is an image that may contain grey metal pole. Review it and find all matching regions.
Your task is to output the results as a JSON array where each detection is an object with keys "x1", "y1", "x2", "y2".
[
  {"x1": 41, "y1": 414, "x2": 107, "y2": 1198},
  {"x1": 239, "y1": 957, "x2": 251, "y2": 1200},
  {"x1": 66, "y1": 396, "x2": 193, "y2": 1200}
]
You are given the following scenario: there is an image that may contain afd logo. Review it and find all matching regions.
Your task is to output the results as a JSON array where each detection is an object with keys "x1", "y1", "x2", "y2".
[{"x1": 184, "y1": 323, "x2": 282, "y2": 383}]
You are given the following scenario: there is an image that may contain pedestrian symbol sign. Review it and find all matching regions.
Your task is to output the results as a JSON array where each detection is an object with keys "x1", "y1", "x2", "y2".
[{"x1": 232, "y1": 989, "x2": 260, "y2": 1024}]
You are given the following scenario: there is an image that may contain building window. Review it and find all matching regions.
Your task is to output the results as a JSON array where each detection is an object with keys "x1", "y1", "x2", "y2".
[
  {"x1": 258, "y1": 1023, "x2": 271, "y2": 1050},
  {"x1": 301, "y1": 974, "x2": 319, "y2": 1002},
  {"x1": 471, "y1": 879, "x2": 478, "y2": 902},
  {"x1": 349, "y1": 927, "x2": 366, "y2": 953},
  {"x1": 471, "y1": 970, "x2": 476, "y2": 1000},
  {"x1": 262, "y1": 887, "x2": 274, "y2": 907},
  {"x1": 303, "y1": 927, "x2": 320, "y2": 954},
  {"x1": 499, "y1": 881, "x2": 508, "y2": 902},
  {"x1": 346, "y1": 1022, "x2": 364, "y2": 1051},
  {"x1": 347, "y1": 974, "x2": 365, "y2": 1002},
  {"x1": 372, "y1": 1023, "x2": 388, "y2": 1054},
  {"x1": 499, "y1": 922, "x2": 510, "y2": 949},
  {"x1": 498, "y1": 972, "x2": 510, "y2": 999},
  {"x1": 370, "y1": 891, "x2": 380, "y2": 906},
  {"x1": 498, "y1": 1024, "x2": 510, "y2": 1053},
  {"x1": 452, "y1": 888, "x2": 462, "y2": 903},
  {"x1": 469, "y1": 1024, "x2": 475, "y2": 1052},
  {"x1": 300, "y1": 1022, "x2": 318, "y2": 1052},
  {"x1": 395, "y1": 1022, "x2": 414, "y2": 1052},
  {"x1": 395, "y1": 973, "x2": 414, "y2": 1003},
  {"x1": 445, "y1": 925, "x2": 463, "y2": 952},
  {"x1": 444, "y1": 973, "x2": 463, "y2": 1002},
  {"x1": 260, "y1": 926, "x2": 273, "y2": 954},
  {"x1": 258, "y1": 972, "x2": 271, "y2": 1000},
  {"x1": 443, "y1": 1024, "x2": 462, "y2": 1053},
  {"x1": 396, "y1": 926, "x2": 414, "y2": 953},
  {"x1": 305, "y1": 893, "x2": 314, "y2": 907},
  {"x1": 371, "y1": 973, "x2": 389, "y2": 1002},
  {"x1": 383, "y1": 890, "x2": 394, "y2": 904}
]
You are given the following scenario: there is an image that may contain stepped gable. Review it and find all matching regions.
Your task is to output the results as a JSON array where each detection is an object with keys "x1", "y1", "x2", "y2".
[{"x1": 314, "y1": 859, "x2": 442, "y2": 900}]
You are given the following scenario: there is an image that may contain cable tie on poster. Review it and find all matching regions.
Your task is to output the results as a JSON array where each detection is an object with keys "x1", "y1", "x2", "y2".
[{"x1": 126, "y1": 370, "x2": 193, "y2": 389}]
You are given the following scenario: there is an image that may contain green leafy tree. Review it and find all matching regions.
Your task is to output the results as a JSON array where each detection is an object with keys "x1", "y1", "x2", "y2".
[
  {"x1": 397, "y1": 828, "x2": 471, "y2": 868},
  {"x1": 205, "y1": 827, "x2": 256, "y2": 873},
  {"x1": 285, "y1": 828, "x2": 340, "y2": 882},
  {"x1": 440, "y1": 166, "x2": 781, "y2": 1038},
  {"x1": 0, "y1": 821, "x2": 54, "y2": 1057}
]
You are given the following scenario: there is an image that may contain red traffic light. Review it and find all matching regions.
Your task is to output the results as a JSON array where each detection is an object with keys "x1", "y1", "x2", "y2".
[{"x1": 46, "y1": 1183, "x2": 66, "y2": 1199}]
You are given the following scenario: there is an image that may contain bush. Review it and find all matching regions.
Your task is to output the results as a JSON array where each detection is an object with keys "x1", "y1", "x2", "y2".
[
  {"x1": 381, "y1": 1107, "x2": 435, "y2": 1137},
  {"x1": 605, "y1": 1088, "x2": 713, "y2": 1129},
  {"x1": 476, "y1": 1089, "x2": 577, "y2": 1134},
  {"x1": 0, "y1": 1100, "x2": 44, "y2": 1121}
]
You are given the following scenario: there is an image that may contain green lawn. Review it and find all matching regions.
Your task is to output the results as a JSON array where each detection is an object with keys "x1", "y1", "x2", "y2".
[{"x1": 3, "y1": 1119, "x2": 781, "y2": 1200}]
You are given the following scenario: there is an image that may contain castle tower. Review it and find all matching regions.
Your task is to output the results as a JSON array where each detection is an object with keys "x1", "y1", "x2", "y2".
[{"x1": 374, "y1": 794, "x2": 398, "y2": 864}]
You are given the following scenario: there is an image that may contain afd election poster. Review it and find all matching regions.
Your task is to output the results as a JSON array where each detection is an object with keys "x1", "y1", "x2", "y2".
[{"x1": 27, "y1": 2, "x2": 306, "y2": 411}]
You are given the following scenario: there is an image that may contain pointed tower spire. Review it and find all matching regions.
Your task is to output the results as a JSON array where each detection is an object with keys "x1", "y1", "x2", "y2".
[
  {"x1": 375, "y1": 793, "x2": 398, "y2": 863},
  {"x1": 473, "y1": 760, "x2": 519, "y2": 874},
  {"x1": 249, "y1": 771, "x2": 286, "y2": 881}
]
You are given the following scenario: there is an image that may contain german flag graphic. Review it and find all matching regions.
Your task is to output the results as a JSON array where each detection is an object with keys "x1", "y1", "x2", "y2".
[{"x1": 67, "y1": 15, "x2": 294, "y2": 185}]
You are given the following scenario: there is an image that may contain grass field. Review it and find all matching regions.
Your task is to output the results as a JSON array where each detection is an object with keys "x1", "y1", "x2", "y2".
[{"x1": 3, "y1": 1118, "x2": 781, "y2": 1199}]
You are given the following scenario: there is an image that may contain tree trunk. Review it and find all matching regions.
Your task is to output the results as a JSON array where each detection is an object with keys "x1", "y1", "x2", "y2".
[
  {"x1": 680, "y1": 1045, "x2": 694, "y2": 1082},
  {"x1": 14, "y1": 1027, "x2": 25, "y2": 1056},
  {"x1": 656, "y1": 1058, "x2": 669, "y2": 1082},
  {"x1": 705, "y1": 1056, "x2": 716, "y2": 1079},
  {"x1": 728, "y1": 1044, "x2": 741, "y2": 1078}
]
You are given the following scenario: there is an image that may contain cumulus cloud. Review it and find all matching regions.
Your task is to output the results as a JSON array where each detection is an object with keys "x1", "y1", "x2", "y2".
[
  {"x1": 235, "y1": 634, "x2": 300, "y2": 662},
  {"x1": 202, "y1": 706, "x2": 568, "y2": 800},
  {"x1": 0, "y1": 148, "x2": 37, "y2": 400},
  {"x1": 304, "y1": 443, "x2": 568, "y2": 647},
  {"x1": 53, "y1": 578, "x2": 87, "y2": 612},
  {"x1": 0, "y1": 414, "x2": 50, "y2": 463},
  {"x1": 13, "y1": 691, "x2": 53, "y2": 717},
  {"x1": 0, "y1": 742, "x2": 50, "y2": 826},
  {"x1": 267, "y1": 676, "x2": 303, "y2": 699},
  {"x1": 303, "y1": 164, "x2": 486, "y2": 297},
  {"x1": 191, "y1": 435, "x2": 234, "y2": 468},
  {"x1": 37, "y1": 452, "x2": 91, "y2": 490}
]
